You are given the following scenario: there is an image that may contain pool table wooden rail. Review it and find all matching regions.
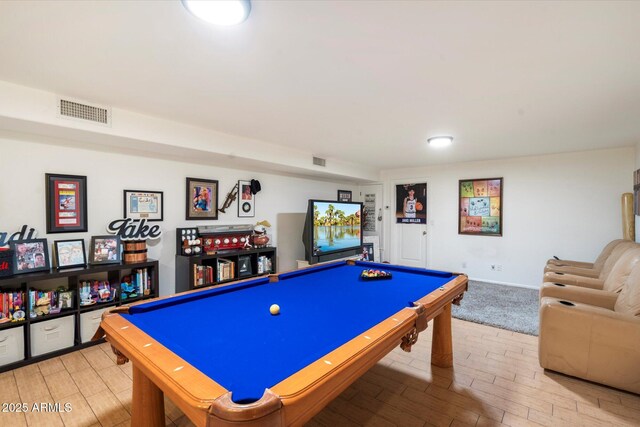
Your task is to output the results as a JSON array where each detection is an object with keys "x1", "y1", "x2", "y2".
[{"x1": 94, "y1": 262, "x2": 468, "y2": 427}]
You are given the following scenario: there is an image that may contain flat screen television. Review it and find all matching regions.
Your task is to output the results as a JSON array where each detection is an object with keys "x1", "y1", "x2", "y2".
[{"x1": 302, "y1": 199, "x2": 363, "y2": 264}]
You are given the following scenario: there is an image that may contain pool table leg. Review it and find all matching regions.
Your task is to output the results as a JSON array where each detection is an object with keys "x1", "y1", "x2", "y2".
[
  {"x1": 431, "y1": 302, "x2": 453, "y2": 368},
  {"x1": 132, "y1": 365, "x2": 165, "y2": 426}
]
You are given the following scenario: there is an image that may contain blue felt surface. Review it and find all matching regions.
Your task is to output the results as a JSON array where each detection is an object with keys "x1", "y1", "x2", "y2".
[{"x1": 123, "y1": 262, "x2": 454, "y2": 403}]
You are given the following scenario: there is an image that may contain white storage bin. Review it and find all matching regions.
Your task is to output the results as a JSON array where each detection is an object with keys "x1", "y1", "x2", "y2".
[
  {"x1": 80, "y1": 307, "x2": 107, "y2": 343},
  {"x1": 0, "y1": 326, "x2": 25, "y2": 366},
  {"x1": 30, "y1": 315, "x2": 75, "y2": 357}
]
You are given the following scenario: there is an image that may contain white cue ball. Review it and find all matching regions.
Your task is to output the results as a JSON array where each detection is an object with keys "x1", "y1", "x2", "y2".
[{"x1": 270, "y1": 304, "x2": 280, "y2": 315}]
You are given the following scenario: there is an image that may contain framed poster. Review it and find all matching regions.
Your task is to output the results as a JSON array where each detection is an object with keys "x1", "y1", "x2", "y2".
[
  {"x1": 186, "y1": 177, "x2": 219, "y2": 220},
  {"x1": 124, "y1": 190, "x2": 163, "y2": 221},
  {"x1": 10, "y1": 239, "x2": 50, "y2": 274},
  {"x1": 395, "y1": 183, "x2": 427, "y2": 224},
  {"x1": 89, "y1": 235, "x2": 121, "y2": 265},
  {"x1": 337, "y1": 190, "x2": 352, "y2": 202},
  {"x1": 459, "y1": 177, "x2": 503, "y2": 236},
  {"x1": 46, "y1": 174, "x2": 88, "y2": 233},
  {"x1": 54, "y1": 239, "x2": 86, "y2": 269},
  {"x1": 238, "y1": 180, "x2": 255, "y2": 218}
]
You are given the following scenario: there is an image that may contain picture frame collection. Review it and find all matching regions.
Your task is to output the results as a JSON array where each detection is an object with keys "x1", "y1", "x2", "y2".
[{"x1": 4, "y1": 170, "x2": 507, "y2": 276}]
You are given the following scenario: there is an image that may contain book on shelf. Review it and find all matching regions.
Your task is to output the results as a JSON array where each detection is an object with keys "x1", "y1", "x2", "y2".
[
  {"x1": 217, "y1": 258, "x2": 235, "y2": 282},
  {"x1": 193, "y1": 265, "x2": 214, "y2": 286}
]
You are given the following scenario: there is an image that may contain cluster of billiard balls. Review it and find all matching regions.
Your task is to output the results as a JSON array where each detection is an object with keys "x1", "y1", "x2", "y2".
[{"x1": 361, "y1": 269, "x2": 391, "y2": 278}]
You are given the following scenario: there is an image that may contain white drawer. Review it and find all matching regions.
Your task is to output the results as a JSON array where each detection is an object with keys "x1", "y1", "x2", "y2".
[
  {"x1": 0, "y1": 326, "x2": 25, "y2": 366},
  {"x1": 80, "y1": 308, "x2": 107, "y2": 343},
  {"x1": 30, "y1": 316, "x2": 75, "y2": 357}
]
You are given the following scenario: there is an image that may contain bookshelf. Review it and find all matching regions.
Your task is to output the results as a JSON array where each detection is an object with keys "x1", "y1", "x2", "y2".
[
  {"x1": 175, "y1": 247, "x2": 277, "y2": 293},
  {"x1": 0, "y1": 260, "x2": 158, "y2": 371}
]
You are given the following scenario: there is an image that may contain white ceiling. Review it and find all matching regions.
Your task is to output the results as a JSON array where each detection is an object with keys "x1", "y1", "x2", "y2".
[{"x1": 1, "y1": 1, "x2": 639, "y2": 170}]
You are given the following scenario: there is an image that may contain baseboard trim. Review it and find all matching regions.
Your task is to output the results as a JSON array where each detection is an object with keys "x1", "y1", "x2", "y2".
[{"x1": 469, "y1": 277, "x2": 538, "y2": 290}]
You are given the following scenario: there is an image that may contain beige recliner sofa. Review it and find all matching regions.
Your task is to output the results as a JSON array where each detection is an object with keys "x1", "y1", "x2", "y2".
[
  {"x1": 544, "y1": 239, "x2": 626, "y2": 277},
  {"x1": 542, "y1": 241, "x2": 639, "y2": 289},
  {"x1": 539, "y1": 261, "x2": 640, "y2": 394}
]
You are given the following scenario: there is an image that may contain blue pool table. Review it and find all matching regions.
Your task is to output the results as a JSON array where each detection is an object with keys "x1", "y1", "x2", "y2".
[{"x1": 96, "y1": 260, "x2": 467, "y2": 426}]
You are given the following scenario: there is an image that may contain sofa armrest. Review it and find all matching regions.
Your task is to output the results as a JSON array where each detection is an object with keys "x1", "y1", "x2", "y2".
[
  {"x1": 539, "y1": 297, "x2": 640, "y2": 394},
  {"x1": 542, "y1": 272, "x2": 604, "y2": 289},
  {"x1": 543, "y1": 264, "x2": 600, "y2": 278},
  {"x1": 547, "y1": 259, "x2": 594, "y2": 269},
  {"x1": 539, "y1": 283, "x2": 617, "y2": 309}
]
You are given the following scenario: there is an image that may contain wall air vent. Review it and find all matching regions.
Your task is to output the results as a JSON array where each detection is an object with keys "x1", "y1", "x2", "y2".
[
  {"x1": 313, "y1": 156, "x2": 326, "y2": 167},
  {"x1": 57, "y1": 98, "x2": 111, "y2": 126}
]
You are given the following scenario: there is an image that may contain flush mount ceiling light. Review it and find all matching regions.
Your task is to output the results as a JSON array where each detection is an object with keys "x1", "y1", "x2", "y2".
[
  {"x1": 182, "y1": 0, "x2": 251, "y2": 26},
  {"x1": 427, "y1": 136, "x2": 454, "y2": 148}
]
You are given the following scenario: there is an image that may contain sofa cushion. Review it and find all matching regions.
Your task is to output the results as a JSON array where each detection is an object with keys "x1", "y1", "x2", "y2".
[
  {"x1": 603, "y1": 246, "x2": 640, "y2": 293},
  {"x1": 599, "y1": 241, "x2": 639, "y2": 281},
  {"x1": 593, "y1": 239, "x2": 627, "y2": 271},
  {"x1": 615, "y1": 263, "x2": 640, "y2": 316}
]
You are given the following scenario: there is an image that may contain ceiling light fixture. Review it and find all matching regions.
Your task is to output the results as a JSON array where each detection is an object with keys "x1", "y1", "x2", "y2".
[
  {"x1": 182, "y1": 0, "x2": 251, "y2": 26},
  {"x1": 427, "y1": 136, "x2": 454, "y2": 148}
]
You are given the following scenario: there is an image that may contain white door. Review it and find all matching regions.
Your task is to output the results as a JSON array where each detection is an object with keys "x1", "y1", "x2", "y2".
[
  {"x1": 390, "y1": 181, "x2": 428, "y2": 268},
  {"x1": 358, "y1": 184, "x2": 384, "y2": 262}
]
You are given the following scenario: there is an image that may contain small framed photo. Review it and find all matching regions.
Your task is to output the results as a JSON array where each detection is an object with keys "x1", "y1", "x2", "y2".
[
  {"x1": 89, "y1": 235, "x2": 121, "y2": 265},
  {"x1": 54, "y1": 239, "x2": 86, "y2": 269},
  {"x1": 360, "y1": 243, "x2": 374, "y2": 262},
  {"x1": 238, "y1": 180, "x2": 255, "y2": 218},
  {"x1": 46, "y1": 173, "x2": 88, "y2": 233},
  {"x1": 10, "y1": 239, "x2": 50, "y2": 274},
  {"x1": 186, "y1": 177, "x2": 219, "y2": 220},
  {"x1": 238, "y1": 255, "x2": 253, "y2": 277},
  {"x1": 337, "y1": 190, "x2": 352, "y2": 202},
  {"x1": 124, "y1": 190, "x2": 164, "y2": 221}
]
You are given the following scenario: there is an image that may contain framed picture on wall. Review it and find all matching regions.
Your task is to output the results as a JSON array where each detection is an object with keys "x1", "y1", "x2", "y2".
[
  {"x1": 395, "y1": 183, "x2": 427, "y2": 224},
  {"x1": 10, "y1": 239, "x2": 50, "y2": 274},
  {"x1": 238, "y1": 180, "x2": 255, "y2": 218},
  {"x1": 186, "y1": 177, "x2": 219, "y2": 220},
  {"x1": 459, "y1": 177, "x2": 503, "y2": 236},
  {"x1": 337, "y1": 190, "x2": 352, "y2": 202},
  {"x1": 123, "y1": 190, "x2": 164, "y2": 221},
  {"x1": 53, "y1": 239, "x2": 86, "y2": 269},
  {"x1": 46, "y1": 173, "x2": 88, "y2": 233}
]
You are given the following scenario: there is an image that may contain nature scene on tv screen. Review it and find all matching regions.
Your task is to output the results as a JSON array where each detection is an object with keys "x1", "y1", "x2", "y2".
[{"x1": 312, "y1": 202, "x2": 361, "y2": 255}]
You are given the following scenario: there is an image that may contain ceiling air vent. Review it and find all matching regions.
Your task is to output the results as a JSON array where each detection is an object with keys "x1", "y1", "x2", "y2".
[
  {"x1": 57, "y1": 98, "x2": 111, "y2": 126},
  {"x1": 313, "y1": 156, "x2": 326, "y2": 167}
]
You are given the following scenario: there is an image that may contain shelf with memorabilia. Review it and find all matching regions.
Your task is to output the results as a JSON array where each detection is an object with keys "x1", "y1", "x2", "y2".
[
  {"x1": 0, "y1": 259, "x2": 158, "y2": 371},
  {"x1": 175, "y1": 226, "x2": 276, "y2": 293}
]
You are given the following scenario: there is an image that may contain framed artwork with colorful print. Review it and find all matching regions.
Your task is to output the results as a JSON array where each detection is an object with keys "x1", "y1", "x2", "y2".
[{"x1": 459, "y1": 177, "x2": 503, "y2": 236}]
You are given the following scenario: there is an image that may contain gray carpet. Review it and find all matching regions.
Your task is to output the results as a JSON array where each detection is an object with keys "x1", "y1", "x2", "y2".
[{"x1": 451, "y1": 280, "x2": 539, "y2": 336}]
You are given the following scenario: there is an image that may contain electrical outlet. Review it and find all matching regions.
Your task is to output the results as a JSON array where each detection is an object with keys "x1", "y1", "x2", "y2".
[
  {"x1": 497, "y1": 264, "x2": 503, "y2": 272},
  {"x1": 490, "y1": 264, "x2": 496, "y2": 271}
]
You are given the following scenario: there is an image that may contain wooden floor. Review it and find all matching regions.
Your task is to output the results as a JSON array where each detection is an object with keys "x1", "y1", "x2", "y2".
[{"x1": 1, "y1": 318, "x2": 639, "y2": 426}]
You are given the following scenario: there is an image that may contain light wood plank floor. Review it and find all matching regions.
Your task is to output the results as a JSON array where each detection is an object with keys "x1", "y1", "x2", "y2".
[{"x1": 1, "y1": 318, "x2": 639, "y2": 426}]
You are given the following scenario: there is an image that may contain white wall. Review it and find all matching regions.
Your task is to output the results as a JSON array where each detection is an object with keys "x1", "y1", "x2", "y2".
[
  {"x1": 0, "y1": 133, "x2": 356, "y2": 296},
  {"x1": 380, "y1": 147, "x2": 634, "y2": 288}
]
